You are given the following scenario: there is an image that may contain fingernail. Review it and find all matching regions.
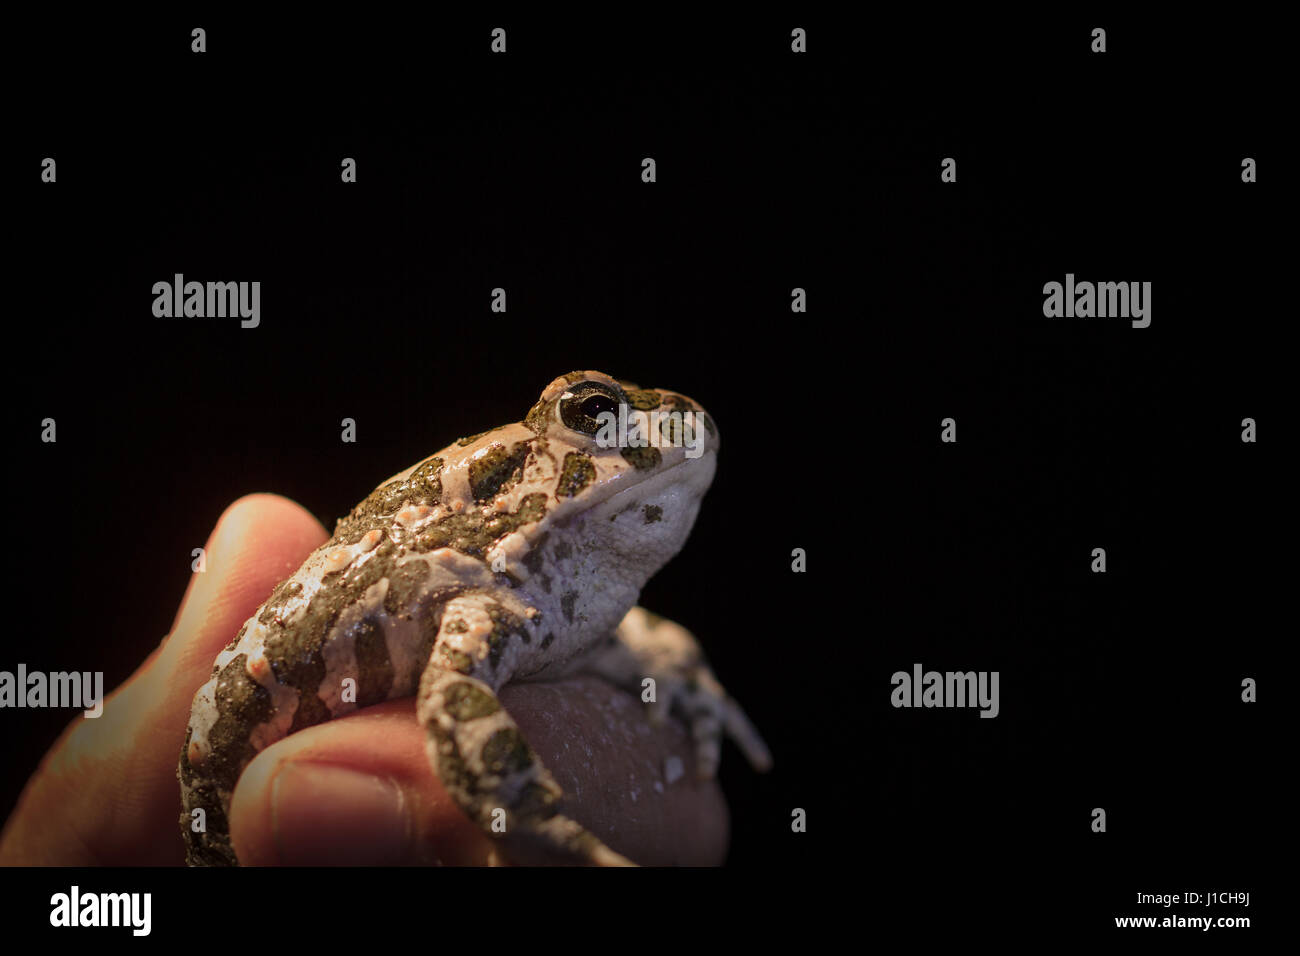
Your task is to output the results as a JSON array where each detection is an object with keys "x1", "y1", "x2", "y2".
[{"x1": 271, "y1": 762, "x2": 411, "y2": 865}]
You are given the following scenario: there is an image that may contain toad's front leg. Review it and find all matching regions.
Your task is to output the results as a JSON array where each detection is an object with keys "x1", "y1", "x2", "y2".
[{"x1": 415, "y1": 595, "x2": 635, "y2": 866}]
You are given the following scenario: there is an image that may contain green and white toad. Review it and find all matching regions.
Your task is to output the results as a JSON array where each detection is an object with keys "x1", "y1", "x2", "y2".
[{"x1": 179, "y1": 371, "x2": 771, "y2": 866}]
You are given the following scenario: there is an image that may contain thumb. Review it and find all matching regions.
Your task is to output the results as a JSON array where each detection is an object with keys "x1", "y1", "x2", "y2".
[{"x1": 229, "y1": 698, "x2": 500, "y2": 866}]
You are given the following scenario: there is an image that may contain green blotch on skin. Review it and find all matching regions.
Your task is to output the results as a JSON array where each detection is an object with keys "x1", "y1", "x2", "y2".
[
  {"x1": 438, "y1": 647, "x2": 474, "y2": 674},
  {"x1": 468, "y1": 442, "x2": 530, "y2": 502},
  {"x1": 258, "y1": 581, "x2": 303, "y2": 626},
  {"x1": 179, "y1": 761, "x2": 237, "y2": 866},
  {"x1": 203, "y1": 654, "x2": 274, "y2": 792},
  {"x1": 383, "y1": 560, "x2": 430, "y2": 616},
  {"x1": 626, "y1": 389, "x2": 661, "y2": 410},
  {"x1": 556, "y1": 452, "x2": 595, "y2": 498},
  {"x1": 334, "y1": 456, "x2": 444, "y2": 539},
  {"x1": 353, "y1": 617, "x2": 394, "y2": 707},
  {"x1": 443, "y1": 681, "x2": 502, "y2": 720},
  {"x1": 621, "y1": 446, "x2": 662, "y2": 470},
  {"x1": 524, "y1": 397, "x2": 558, "y2": 435},
  {"x1": 445, "y1": 619, "x2": 467, "y2": 633},
  {"x1": 413, "y1": 492, "x2": 548, "y2": 558},
  {"x1": 410, "y1": 455, "x2": 445, "y2": 487},
  {"x1": 489, "y1": 603, "x2": 530, "y2": 644},
  {"x1": 429, "y1": 722, "x2": 474, "y2": 796},
  {"x1": 481, "y1": 728, "x2": 533, "y2": 775},
  {"x1": 643, "y1": 504, "x2": 662, "y2": 523},
  {"x1": 457, "y1": 431, "x2": 488, "y2": 447},
  {"x1": 264, "y1": 537, "x2": 403, "y2": 733},
  {"x1": 485, "y1": 603, "x2": 530, "y2": 667},
  {"x1": 262, "y1": 607, "x2": 330, "y2": 733},
  {"x1": 659, "y1": 415, "x2": 692, "y2": 446}
]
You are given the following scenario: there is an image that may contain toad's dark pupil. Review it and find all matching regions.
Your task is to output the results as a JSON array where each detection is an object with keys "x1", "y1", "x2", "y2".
[{"x1": 581, "y1": 395, "x2": 617, "y2": 418}]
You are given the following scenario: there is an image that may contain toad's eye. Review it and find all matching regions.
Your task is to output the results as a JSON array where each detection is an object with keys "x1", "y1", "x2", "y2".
[
  {"x1": 559, "y1": 382, "x2": 623, "y2": 435},
  {"x1": 580, "y1": 394, "x2": 617, "y2": 419}
]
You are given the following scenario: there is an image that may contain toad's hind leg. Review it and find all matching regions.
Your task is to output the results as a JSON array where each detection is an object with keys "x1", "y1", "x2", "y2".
[
  {"x1": 415, "y1": 604, "x2": 635, "y2": 866},
  {"x1": 417, "y1": 667, "x2": 634, "y2": 866}
]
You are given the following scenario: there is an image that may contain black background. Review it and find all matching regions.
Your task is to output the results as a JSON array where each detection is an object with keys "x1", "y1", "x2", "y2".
[{"x1": 5, "y1": 11, "x2": 1278, "y2": 938}]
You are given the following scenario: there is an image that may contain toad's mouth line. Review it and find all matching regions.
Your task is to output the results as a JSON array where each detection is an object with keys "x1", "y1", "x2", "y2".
[{"x1": 586, "y1": 447, "x2": 718, "y2": 513}]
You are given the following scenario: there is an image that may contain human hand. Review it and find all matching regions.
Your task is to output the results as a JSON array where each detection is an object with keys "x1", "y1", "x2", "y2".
[{"x1": 0, "y1": 494, "x2": 729, "y2": 865}]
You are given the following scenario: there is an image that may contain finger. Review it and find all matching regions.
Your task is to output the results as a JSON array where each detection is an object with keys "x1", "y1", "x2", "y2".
[
  {"x1": 0, "y1": 494, "x2": 327, "y2": 865},
  {"x1": 230, "y1": 698, "x2": 495, "y2": 866},
  {"x1": 230, "y1": 676, "x2": 729, "y2": 866}
]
